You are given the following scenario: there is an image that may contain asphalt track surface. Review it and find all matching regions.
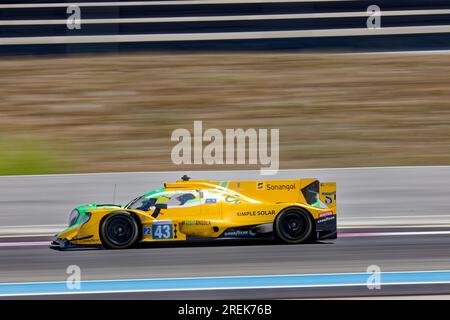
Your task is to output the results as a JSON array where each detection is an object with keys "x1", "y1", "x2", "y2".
[
  {"x1": 1, "y1": 166, "x2": 450, "y2": 298},
  {"x1": 1, "y1": 0, "x2": 450, "y2": 54},
  {"x1": 1, "y1": 227, "x2": 450, "y2": 299}
]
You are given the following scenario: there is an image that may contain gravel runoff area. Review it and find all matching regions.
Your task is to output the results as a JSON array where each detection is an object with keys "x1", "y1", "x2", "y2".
[{"x1": 1, "y1": 52, "x2": 449, "y2": 174}]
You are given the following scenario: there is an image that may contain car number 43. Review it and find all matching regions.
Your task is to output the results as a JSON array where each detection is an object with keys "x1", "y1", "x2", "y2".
[{"x1": 152, "y1": 223, "x2": 173, "y2": 239}]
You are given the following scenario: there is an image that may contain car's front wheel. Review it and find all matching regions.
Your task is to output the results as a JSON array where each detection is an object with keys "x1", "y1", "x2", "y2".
[
  {"x1": 274, "y1": 207, "x2": 313, "y2": 244},
  {"x1": 100, "y1": 212, "x2": 139, "y2": 249}
]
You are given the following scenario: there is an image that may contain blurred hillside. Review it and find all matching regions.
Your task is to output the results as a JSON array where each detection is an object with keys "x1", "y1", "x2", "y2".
[{"x1": 0, "y1": 52, "x2": 449, "y2": 175}]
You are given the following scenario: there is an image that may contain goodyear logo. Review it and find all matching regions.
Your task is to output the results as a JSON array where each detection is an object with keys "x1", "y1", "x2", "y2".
[
  {"x1": 317, "y1": 216, "x2": 336, "y2": 224},
  {"x1": 223, "y1": 230, "x2": 256, "y2": 237}
]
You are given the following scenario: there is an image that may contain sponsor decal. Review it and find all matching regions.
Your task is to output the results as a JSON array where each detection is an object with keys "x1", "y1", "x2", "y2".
[
  {"x1": 322, "y1": 191, "x2": 336, "y2": 196},
  {"x1": 317, "y1": 216, "x2": 336, "y2": 224},
  {"x1": 223, "y1": 229, "x2": 257, "y2": 237},
  {"x1": 325, "y1": 196, "x2": 333, "y2": 204},
  {"x1": 319, "y1": 211, "x2": 333, "y2": 218},
  {"x1": 225, "y1": 195, "x2": 241, "y2": 204},
  {"x1": 205, "y1": 198, "x2": 217, "y2": 204},
  {"x1": 237, "y1": 210, "x2": 276, "y2": 216},
  {"x1": 257, "y1": 182, "x2": 264, "y2": 190},
  {"x1": 182, "y1": 220, "x2": 211, "y2": 226},
  {"x1": 265, "y1": 183, "x2": 296, "y2": 191}
]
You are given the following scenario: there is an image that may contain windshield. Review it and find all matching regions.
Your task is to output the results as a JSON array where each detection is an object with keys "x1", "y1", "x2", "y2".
[
  {"x1": 126, "y1": 196, "x2": 157, "y2": 210},
  {"x1": 125, "y1": 187, "x2": 166, "y2": 210}
]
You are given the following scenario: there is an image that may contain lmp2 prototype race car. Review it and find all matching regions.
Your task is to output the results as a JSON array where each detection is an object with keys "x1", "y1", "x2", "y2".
[{"x1": 52, "y1": 176, "x2": 337, "y2": 250}]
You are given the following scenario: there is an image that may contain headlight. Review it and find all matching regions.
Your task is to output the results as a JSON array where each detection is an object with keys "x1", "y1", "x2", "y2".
[{"x1": 68, "y1": 209, "x2": 79, "y2": 227}]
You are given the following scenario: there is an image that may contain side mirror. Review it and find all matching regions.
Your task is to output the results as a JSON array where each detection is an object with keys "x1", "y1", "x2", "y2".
[
  {"x1": 151, "y1": 203, "x2": 167, "y2": 218},
  {"x1": 154, "y1": 203, "x2": 167, "y2": 210}
]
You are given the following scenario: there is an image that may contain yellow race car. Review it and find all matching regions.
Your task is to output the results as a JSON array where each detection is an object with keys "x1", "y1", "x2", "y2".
[{"x1": 52, "y1": 176, "x2": 337, "y2": 249}]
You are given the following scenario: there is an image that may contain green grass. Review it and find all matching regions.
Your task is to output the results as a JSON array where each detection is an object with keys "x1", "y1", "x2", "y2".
[{"x1": 0, "y1": 136, "x2": 68, "y2": 175}]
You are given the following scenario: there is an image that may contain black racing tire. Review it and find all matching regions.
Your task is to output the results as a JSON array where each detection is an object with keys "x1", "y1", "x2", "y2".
[
  {"x1": 274, "y1": 207, "x2": 313, "y2": 244},
  {"x1": 100, "y1": 211, "x2": 139, "y2": 249}
]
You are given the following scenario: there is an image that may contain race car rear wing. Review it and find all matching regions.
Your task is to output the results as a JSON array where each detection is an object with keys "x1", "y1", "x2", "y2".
[
  {"x1": 301, "y1": 180, "x2": 336, "y2": 209},
  {"x1": 319, "y1": 182, "x2": 336, "y2": 208}
]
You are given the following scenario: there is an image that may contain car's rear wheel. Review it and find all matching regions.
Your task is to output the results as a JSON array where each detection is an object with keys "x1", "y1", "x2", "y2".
[
  {"x1": 274, "y1": 208, "x2": 313, "y2": 244},
  {"x1": 100, "y1": 212, "x2": 139, "y2": 249}
]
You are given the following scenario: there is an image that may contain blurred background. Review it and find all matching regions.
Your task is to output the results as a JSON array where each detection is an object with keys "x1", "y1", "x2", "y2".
[
  {"x1": 1, "y1": 0, "x2": 450, "y2": 175},
  {"x1": 1, "y1": 0, "x2": 450, "y2": 299},
  {"x1": 2, "y1": 52, "x2": 450, "y2": 175}
]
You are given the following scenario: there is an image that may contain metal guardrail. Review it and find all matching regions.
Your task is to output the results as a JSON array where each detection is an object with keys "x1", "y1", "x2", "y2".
[{"x1": 0, "y1": 0, "x2": 449, "y2": 54}]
